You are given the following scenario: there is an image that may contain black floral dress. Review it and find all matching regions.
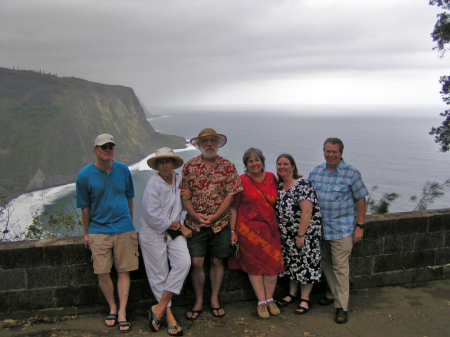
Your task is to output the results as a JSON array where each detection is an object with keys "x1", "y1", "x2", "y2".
[{"x1": 275, "y1": 179, "x2": 322, "y2": 284}]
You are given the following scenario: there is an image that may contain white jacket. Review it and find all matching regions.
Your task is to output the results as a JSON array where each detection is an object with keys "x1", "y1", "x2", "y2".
[{"x1": 139, "y1": 172, "x2": 183, "y2": 235}]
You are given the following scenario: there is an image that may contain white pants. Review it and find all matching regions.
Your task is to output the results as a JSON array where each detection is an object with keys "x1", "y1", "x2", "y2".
[{"x1": 139, "y1": 229, "x2": 191, "y2": 307}]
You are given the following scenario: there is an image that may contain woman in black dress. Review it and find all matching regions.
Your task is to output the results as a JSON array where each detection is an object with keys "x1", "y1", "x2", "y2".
[{"x1": 275, "y1": 154, "x2": 322, "y2": 315}]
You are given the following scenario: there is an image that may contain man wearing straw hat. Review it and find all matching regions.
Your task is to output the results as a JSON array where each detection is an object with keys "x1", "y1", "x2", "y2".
[
  {"x1": 76, "y1": 134, "x2": 138, "y2": 333},
  {"x1": 181, "y1": 128, "x2": 243, "y2": 320}
]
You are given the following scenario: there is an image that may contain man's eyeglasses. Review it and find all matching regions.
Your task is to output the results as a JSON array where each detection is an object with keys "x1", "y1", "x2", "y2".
[{"x1": 97, "y1": 144, "x2": 115, "y2": 151}]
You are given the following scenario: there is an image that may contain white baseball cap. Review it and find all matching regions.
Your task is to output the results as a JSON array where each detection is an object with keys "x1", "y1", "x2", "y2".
[{"x1": 95, "y1": 134, "x2": 115, "y2": 146}]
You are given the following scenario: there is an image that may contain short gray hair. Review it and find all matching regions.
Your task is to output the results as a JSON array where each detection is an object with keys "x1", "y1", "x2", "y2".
[{"x1": 243, "y1": 148, "x2": 265, "y2": 173}]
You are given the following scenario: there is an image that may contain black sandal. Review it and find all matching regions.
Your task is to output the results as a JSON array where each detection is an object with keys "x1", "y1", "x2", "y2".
[
  {"x1": 294, "y1": 299, "x2": 311, "y2": 315},
  {"x1": 104, "y1": 314, "x2": 118, "y2": 327},
  {"x1": 276, "y1": 294, "x2": 297, "y2": 308},
  {"x1": 186, "y1": 308, "x2": 203, "y2": 321},
  {"x1": 118, "y1": 321, "x2": 132, "y2": 333}
]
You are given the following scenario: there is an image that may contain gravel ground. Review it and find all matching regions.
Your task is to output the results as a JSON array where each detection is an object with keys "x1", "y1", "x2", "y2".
[{"x1": 2, "y1": 279, "x2": 450, "y2": 337}]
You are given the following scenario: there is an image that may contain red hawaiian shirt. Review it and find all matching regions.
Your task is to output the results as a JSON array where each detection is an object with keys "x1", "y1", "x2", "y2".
[{"x1": 181, "y1": 155, "x2": 243, "y2": 233}]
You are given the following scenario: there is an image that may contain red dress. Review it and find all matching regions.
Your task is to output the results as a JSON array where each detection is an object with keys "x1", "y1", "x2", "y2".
[{"x1": 228, "y1": 172, "x2": 284, "y2": 275}]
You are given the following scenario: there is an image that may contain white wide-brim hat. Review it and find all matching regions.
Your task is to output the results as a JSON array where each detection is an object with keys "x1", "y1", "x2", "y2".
[
  {"x1": 190, "y1": 128, "x2": 227, "y2": 149},
  {"x1": 147, "y1": 147, "x2": 184, "y2": 171}
]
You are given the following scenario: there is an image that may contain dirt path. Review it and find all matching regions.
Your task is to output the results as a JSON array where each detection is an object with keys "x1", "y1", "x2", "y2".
[{"x1": 2, "y1": 279, "x2": 450, "y2": 337}]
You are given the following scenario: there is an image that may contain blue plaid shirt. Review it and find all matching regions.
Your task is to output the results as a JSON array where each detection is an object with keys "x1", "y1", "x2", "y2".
[{"x1": 308, "y1": 160, "x2": 368, "y2": 240}]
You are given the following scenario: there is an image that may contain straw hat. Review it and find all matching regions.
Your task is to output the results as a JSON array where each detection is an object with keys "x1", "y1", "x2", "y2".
[
  {"x1": 147, "y1": 147, "x2": 184, "y2": 170},
  {"x1": 190, "y1": 128, "x2": 227, "y2": 149}
]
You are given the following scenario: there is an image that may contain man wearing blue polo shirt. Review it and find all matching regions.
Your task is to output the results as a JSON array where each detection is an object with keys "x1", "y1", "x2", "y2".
[
  {"x1": 76, "y1": 134, "x2": 138, "y2": 333},
  {"x1": 308, "y1": 137, "x2": 368, "y2": 324}
]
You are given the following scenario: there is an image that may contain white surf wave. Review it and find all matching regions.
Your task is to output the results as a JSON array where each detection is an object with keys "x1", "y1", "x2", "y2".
[
  {"x1": 1, "y1": 183, "x2": 77, "y2": 241},
  {"x1": 2, "y1": 141, "x2": 195, "y2": 240}
]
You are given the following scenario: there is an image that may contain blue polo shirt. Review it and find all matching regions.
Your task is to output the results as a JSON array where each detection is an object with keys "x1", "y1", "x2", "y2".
[
  {"x1": 76, "y1": 161, "x2": 135, "y2": 235},
  {"x1": 308, "y1": 160, "x2": 368, "y2": 240}
]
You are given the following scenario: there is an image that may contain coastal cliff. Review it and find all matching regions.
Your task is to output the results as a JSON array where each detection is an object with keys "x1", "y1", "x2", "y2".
[{"x1": 0, "y1": 67, "x2": 186, "y2": 199}]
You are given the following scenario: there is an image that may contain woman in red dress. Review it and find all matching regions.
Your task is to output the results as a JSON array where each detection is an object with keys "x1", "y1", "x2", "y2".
[{"x1": 229, "y1": 148, "x2": 284, "y2": 319}]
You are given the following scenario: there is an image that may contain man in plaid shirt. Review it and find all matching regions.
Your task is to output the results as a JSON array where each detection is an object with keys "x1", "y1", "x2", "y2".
[{"x1": 308, "y1": 137, "x2": 368, "y2": 324}]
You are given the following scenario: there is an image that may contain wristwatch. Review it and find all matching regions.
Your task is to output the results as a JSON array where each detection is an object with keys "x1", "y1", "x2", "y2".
[{"x1": 355, "y1": 223, "x2": 365, "y2": 230}]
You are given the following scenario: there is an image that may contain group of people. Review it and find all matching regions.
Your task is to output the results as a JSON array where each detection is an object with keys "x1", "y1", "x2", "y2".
[{"x1": 76, "y1": 128, "x2": 368, "y2": 334}]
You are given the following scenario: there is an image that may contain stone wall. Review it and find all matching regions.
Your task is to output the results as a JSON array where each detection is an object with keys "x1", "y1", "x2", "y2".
[
  {"x1": 1, "y1": 209, "x2": 449, "y2": 319},
  {"x1": 350, "y1": 209, "x2": 450, "y2": 287}
]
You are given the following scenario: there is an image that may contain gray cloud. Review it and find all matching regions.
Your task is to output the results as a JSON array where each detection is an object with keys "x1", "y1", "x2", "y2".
[{"x1": 1, "y1": 0, "x2": 449, "y2": 106}]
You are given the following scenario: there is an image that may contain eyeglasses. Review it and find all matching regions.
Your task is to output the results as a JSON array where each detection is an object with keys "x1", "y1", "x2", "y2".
[
  {"x1": 200, "y1": 138, "x2": 218, "y2": 145},
  {"x1": 97, "y1": 144, "x2": 115, "y2": 151}
]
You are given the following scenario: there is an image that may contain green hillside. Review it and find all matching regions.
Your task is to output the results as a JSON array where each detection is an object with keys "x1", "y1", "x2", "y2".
[{"x1": 0, "y1": 67, "x2": 186, "y2": 199}]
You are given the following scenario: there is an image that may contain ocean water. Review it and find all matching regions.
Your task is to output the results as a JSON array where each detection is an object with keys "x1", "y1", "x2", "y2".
[
  {"x1": 2, "y1": 104, "x2": 449, "y2": 239},
  {"x1": 148, "y1": 104, "x2": 450, "y2": 213}
]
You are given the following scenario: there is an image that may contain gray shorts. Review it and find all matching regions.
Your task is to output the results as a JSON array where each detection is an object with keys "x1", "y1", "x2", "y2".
[{"x1": 187, "y1": 225, "x2": 233, "y2": 258}]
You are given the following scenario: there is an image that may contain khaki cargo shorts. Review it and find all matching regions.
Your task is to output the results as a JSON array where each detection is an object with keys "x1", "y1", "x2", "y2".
[{"x1": 89, "y1": 230, "x2": 139, "y2": 274}]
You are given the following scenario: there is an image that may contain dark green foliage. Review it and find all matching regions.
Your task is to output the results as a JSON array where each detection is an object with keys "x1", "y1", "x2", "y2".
[
  {"x1": 0, "y1": 67, "x2": 186, "y2": 199},
  {"x1": 28, "y1": 200, "x2": 83, "y2": 240},
  {"x1": 431, "y1": 12, "x2": 450, "y2": 56},
  {"x1": 0, "y1": 191, "x2": 26, "y2": 242},
  {"x1": 430, "y1": 0, "x2": 450, "y2": 10},
  {"x1": 429, "y1": 109, "x2": 450, "y2": 152},
  {"x1": 430, "y1": 1, "x2": 450, "y2": 152},
  {"x1": 430, "y1": 76, "x2": 450, "y2": 151},
  {"x1": 367, "y1": 186, "x2": 400, "y2": 215},
  {"x1": 367, "y1": 179, "x2": 450, "y2": 215},
  {"x1": 410, "y1": 179, "x2": 450, "y2": 211},
  {"x1": 430, "y1": 0, "x2": 450, "y2": 56},
  {"x1": 1, "y1": 192, "x2": 83, "y2": 242}
]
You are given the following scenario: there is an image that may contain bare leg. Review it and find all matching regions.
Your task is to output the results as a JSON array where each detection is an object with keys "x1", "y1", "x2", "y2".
[
  {"x1": 280, "y1": 279, "x2": 299, "y2": 303},
  {"x1": 117, "y1": 272, "x2": 131, "y2": 332},
  {"x1": 210, "y1": 256, "x2": 225, "y2": 316},
  {"x1": 98, "y1": 273, "x2": 118, "y2": 326},
  {"x1": 186, "y1": 257, "x2": 205, "y2": 319},
  {"x1": 248, "y1": 274, "x2": 266, "y2": 303},
  {"x1": 262, "y1": 274, "x2": 278, "y2": 301},
  {"x1": 166, "y1": 307, "x2": 182, "y2": 335},
  {"x1": 151, "y1": 291, "x2": 174, "y2": 331},
  {"x1": 296, "y1": 283, "x2": 314, "y2": 313}
]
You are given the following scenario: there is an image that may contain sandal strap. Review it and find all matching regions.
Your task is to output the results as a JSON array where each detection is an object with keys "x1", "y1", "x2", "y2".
[
  {"x1": 299, "y1": 299, "x2": 311, "y2": 306},
  {"x1": 286, "y1": 293, "x2": 297, "y2": 300},
  {"x1": 151, "y1": 311, "x2": 160, "y2": 325}
]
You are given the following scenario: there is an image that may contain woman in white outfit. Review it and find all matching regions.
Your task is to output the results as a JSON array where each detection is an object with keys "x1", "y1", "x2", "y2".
[{"x1": 139, "y1": 147, "x2": 192, "y2": 336}]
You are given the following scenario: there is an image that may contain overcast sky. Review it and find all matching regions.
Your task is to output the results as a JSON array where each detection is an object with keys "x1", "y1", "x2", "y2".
[{"x1": 1, "y1": 0, "x2": 450, "y2": 109}]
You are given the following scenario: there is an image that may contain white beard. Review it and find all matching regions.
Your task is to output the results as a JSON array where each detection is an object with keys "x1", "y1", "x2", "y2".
[{"x1": 201, "y1": 147, "x2": 218, "y2": 160}]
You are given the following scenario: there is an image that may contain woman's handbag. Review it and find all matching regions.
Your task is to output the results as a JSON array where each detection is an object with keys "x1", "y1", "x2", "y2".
[{"x1": 168, "y1": 229, "x2": 183, "y2": 240}]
